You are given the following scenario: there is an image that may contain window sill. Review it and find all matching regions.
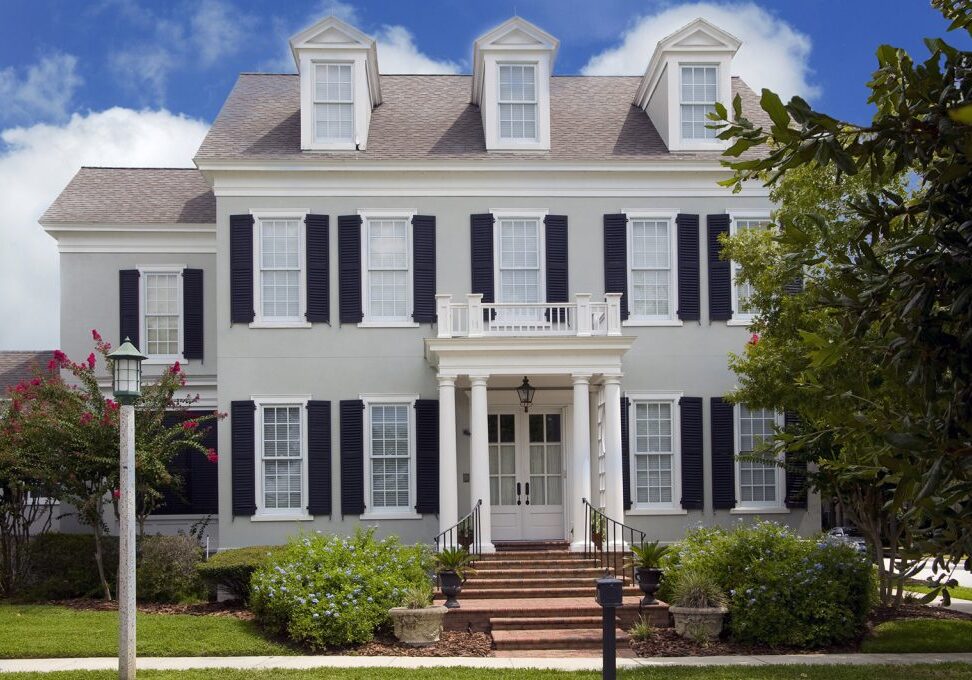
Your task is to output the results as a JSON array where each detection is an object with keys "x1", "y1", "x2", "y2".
[
  {"x1": 627, "y1": 507, "x2": 689, "y2": 516},
  {"x1": 622, "y1": 319, "x2": 684, "y2": 327},
  {"x1": 726, "y1": 318, "x2": 754, "y2": 327},
  {"x1": 250, "y1": 513, "x2": 314, "y2": 522},
  {"x1": 360, "y1": 511, "x2": 423, "y2": 521},
  {"x1": 729, "y1": 506, "x2": 790, "y2": 515},
  {"x1": 357, "y1": 321, "x2": 421, "y2": 328},
  {"x1": 143, "y1": 356, "x2": 185, "y2": 366},
  {"x1": 248, "y1": 321, "x2": 313, "y2": 329}
]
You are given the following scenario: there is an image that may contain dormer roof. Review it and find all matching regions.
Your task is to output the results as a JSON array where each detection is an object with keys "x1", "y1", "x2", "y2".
[
  {"x1": 470, "y1": 17, "x2": 560, "y2": 106},
  {"x1": 288, "y1": 15, "x2": 382, "y2": 107}
]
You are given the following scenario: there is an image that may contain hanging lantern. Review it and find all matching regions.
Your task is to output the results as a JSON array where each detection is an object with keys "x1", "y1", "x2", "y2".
[{"x1": 515, "y1": 376, "x2": 536, "y2": 412}]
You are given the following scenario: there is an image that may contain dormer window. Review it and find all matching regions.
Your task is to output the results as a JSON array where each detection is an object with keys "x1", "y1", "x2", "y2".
[
  {"x1": 680, "y1": 65, "x2": 718, "y2": 140},
  {"x1": 498, "y1": 64, "x2": 538, "y2": 142},
  {"x1": 315, "y1": 63, "x2": 354, "y2": 143}
]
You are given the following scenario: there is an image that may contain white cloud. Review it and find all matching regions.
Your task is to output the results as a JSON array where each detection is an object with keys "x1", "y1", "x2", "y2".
[
  {"x1": 0, "y1": 53, "x2": 84, "y2": 124},
  {"x1": 0, "y1": 108, "x2": 209, "y2": 350},
  {"x1": 190, "y1": 0, "x2": 258, "y2": 67},
  {"x1": 374, "y1": 25, "x2": 461, "y2": 74},
  {"x1": 581, "y1": 2, "x2": 819, "y2": 101}
]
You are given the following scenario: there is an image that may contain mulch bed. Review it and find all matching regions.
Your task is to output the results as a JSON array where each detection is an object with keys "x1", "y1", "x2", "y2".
[
  {"x1": 348, "y1": 632, "x2": 492, "y2": 657},
  {"x1": 55, "y1": 598, "x2": 254, "y2": 620}
]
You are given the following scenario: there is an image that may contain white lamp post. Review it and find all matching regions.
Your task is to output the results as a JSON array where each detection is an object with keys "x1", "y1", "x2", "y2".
[{"x1": 106, "y1": 338, "x2": 146, "y2": 680}]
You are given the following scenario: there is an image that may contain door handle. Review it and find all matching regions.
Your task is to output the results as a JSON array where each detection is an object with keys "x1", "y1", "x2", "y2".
[
  {"x1": 525, "y1": 482, "x2": 530, "y2": 506},
  {"x1": 516, "y1": 482, "x2": 522, "y2": 506}
]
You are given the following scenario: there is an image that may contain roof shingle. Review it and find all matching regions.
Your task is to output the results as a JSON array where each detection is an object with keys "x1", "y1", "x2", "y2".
[{"x1": 0, "y1": 351, "x2": 53, "y2": 395}]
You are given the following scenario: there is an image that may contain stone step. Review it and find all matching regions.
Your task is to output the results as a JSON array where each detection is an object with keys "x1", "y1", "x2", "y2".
[
  {"x1": 490, "y1": 615, "x2": 617, "y2": 630},
  {"x1": 491, "y1": 627, "x2": 630, "y2": 650},
  {"x1": 474, "y1": 558, "x2": 599, "y2": 569},
  {"x1": 472, "y1": 567, "x2": 608, "y2": 579},
  {"x1": 465, "y1": 577, "x2": 604, "y2": 590},
  {"x1": 459, "y1": 585, "x2": 641, "y2": 599}
]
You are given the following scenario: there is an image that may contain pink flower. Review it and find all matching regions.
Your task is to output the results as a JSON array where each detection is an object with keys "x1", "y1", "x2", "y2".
[
  {"x1": 52, "y1": 350, "x2": 67, "y2": 365},
  {"x1": 30, "y1": 377, "x2": 41, "y2": 386},
  {"x1": 80, "y1": 412, "x2": 93, "y2": 425},
  {"x1": 749, "y1": 333, "x2": 760, "y2": 346},
  {"x1": 91, "y1": 329, "x2": 102, "y2": 342},
  {"x1": 206, "y1": 449, "x2": 218, "y2": 464},
  {"x1": 105, "y1": 399, "x2": 120, "y2": 411},
  {"x1": 87, "y1": 353, "x2": 96, "y2": 369},
  {"x1": 47, "y1": 359, "x2": 58, "y2": 371},
  {"x1": 112, "y1": 489, "x2": 121, "y2": 500},
  {"x1": 181, "y1": 420, "x2": 198, "y2": 430},
  {"x1": 169, "y1": 361, "x2": 181, "y2": 375}
]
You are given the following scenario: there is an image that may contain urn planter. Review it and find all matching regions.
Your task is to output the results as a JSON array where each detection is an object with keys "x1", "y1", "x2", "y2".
[
  {"x1": 669, "y1": 605, "x2": 728, "y2": 640},
  {"x1": 389, "y1": 605, "x2": 448, "y2": 646},
  {"x1": 438, "y1": 571, "x2": 464, "y2": 609},
  {"x1": 634, "y1": 566, "x2": 663, "y2": 606}
]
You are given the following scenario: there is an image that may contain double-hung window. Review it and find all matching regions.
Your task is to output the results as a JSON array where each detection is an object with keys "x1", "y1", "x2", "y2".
[
  {"x1": 736, "y1": 405, "x2": 784, "y2": 507},
  {"x1": 680, "y1": 65, "x2": 718, "y2": 140},
  {"x1": 498, "y1": 64, "x2": 538, "y2": 142},
  {"x1": 314, "y1": 62, "x2": 353, "y2": 144},
  {"x1": 496, "y1": 216, "x2": 543, "y2": 304},
  {"x1": 730, "y1": 216, "x2": 771, "y2": 323},
  {"x1": 254, "y1": 214, "x2": 305, "y2": 326},
  {"x1": 363, "y1": 215, "x2": 411, "y2": 323},
  {"x1": 255, "y1": 398, "x2": 308, "y2": 517},
  {"x1": 364, "y1": 396, "x2": 417, "y2": 516},
  {"x1": 629, "y1": 395, "x2": 680, "y2": 510},
  {"x1": 141, "y1": 268, "x2": 182, "y2": 360},
  {"x1": 628, "y1": 215, "x2": 676, "y2": 321}
]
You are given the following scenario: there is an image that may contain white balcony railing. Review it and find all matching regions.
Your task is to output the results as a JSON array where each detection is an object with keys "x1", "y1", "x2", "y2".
[{"x1": 435, "y1": 293, "x2": 623, "y2": 338}]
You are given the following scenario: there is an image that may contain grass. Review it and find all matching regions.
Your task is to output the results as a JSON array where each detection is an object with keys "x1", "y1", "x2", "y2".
[
  {"x1": 2, "y1": 666, "x2": 972, "y2": 680},
  {"x1": 862, "y1": 619, "x2": 972, "y2": 654},
  {"x1": 0, "y1": 605, "x2": 295, "y2": 658},
  {"x1": 905, "y1": 581, "x2": 972, "y2": 601}
]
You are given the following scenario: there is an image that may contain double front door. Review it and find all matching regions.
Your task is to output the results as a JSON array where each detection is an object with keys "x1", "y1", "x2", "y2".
[{"x1": 488, "y1": 409, "x2": 565, "y2": 541}]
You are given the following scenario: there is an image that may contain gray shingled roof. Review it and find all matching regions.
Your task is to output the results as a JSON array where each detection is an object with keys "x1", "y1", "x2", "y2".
[
  {"x1": 195, "y1": 73, "x2": 769, "y2": 164},
  {"x1": 40, "y1": 168, "x2": 215, "y2": 224},
  {"x1": 0, "y1": 351, "x2": 53, "y2": 396}
]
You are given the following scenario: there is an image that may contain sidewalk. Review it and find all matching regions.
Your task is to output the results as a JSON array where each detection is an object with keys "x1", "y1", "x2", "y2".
[
  {"x1": 903, "y1": 592, "x2": 972, "y2": 615},
  {"x1": 2, "y1": 653, "x2": 971, "y2": 673}
]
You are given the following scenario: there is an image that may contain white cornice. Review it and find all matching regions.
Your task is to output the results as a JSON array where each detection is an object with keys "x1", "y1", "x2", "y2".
[
  {"x1": 41, "y1": 222, "x2": 217, "y2": 254},
  {"x1": 195, "y1": 160, "x2": 739, "y2": 173}
]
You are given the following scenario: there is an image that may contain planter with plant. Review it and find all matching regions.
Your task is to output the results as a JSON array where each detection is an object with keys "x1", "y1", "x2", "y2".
[
  {"x1": 435, "y1": 547, "x2": 475, "y2": 609},
  {"x1": 457, "y1": 518, "x2": 474, "y2": 552},
  {"x1": 668, "y1": 569, "x2": 727, "y2": 640},
  {"x1": 590, "y1": 514, "x2": 606, "y2": 550},
  {"x1": 388, "y1": 583, "x2": 448, "y2": 646},
  {"x1": 627, "y1": 540, "x2": 670, "y2": 606}
]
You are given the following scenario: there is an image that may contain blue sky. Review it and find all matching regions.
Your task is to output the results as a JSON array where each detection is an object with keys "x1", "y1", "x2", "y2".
[{"x1": 0, "y1": 0, "x2": 968, "y2": 350}]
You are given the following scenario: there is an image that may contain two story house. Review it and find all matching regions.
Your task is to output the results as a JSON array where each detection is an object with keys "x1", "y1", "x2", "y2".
[{"x1": 40, "y1": 15, "x2": 819, "y2": 552}]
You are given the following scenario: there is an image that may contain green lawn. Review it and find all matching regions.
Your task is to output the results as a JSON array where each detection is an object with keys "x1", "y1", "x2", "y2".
[
  {"x1": 862, "y1": 619, "x2": 972, "y2": 654},
  {"x1": 906, "y1": 581, "x2": 972, "y2": 601},
  {"x1": 2, "y1": 666, "x2": 972, "y2": 680},
  {"x1": 0, "y1": 605, "x2": 295, "y2": 658}
]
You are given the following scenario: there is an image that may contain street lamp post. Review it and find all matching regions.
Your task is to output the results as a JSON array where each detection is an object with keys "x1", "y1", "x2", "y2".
[{"x1": 107, "y1": 339, "x2": 146, "y2": 680}]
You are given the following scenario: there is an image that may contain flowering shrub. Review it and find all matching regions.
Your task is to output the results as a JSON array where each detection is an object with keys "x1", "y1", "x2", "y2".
[
  {"x1": 136, "y1": 534, "x2": 205, "y2": 603},
  {"x1": 662, "y1": 521, "x2": 873, "y2": 647},
  {"x1": 250, "y1": 529, "x2": 433, "y2": 648}
]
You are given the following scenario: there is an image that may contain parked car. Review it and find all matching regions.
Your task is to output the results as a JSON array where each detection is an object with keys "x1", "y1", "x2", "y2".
[{"x1": 825, "y1": 527, "x2": 868, "y2": 554}]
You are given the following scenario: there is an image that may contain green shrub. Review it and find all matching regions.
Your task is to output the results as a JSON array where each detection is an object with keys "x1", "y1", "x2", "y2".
[
  {"x1": 250, "y1": 528, "x2": 433, "y2": 649},
  {"x1": 197, "y1": 545, "x2": 281, "y2": 602},
  {"x1": 136, "y1": 534, "x2": 205, "y2": 603},
  {"x1": 25, "y1": 533, "x2": 119, "y2": 600},
  {"x1": 670, "y1": 569, "x2": 726, "y2": 609},
  {"x1": 663, "y1": 521, "x2": 874, "y2": 648}
]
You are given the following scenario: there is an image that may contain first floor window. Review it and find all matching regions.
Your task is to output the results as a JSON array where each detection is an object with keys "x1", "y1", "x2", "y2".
[
  {"x1": 737, "y1": 405, "x2": 781, "y2": 505},
  {"x1": 633, "y1": 400, "x2": 675, "y2": 505},
  {"x1": 261, "y1": 405, "x2": 304, "y2": 511},
  {"x1": 364, "y1": 217, "x2": 410, "y2": 321},
  {"x1": 680, "y1": 65, "x2": 718, "y2": 140},
  {"x1": 369, "y1": 403, "x2": 411, "y2": 509},
  {"x1": 143, "y1": 270, "x2": 181, "y2": 357},
  {"x1": 629, "y1": 217, "x2": 674, "y2": 319},
  {"x1": 257, "y1": 216, "x2": 303, "y2": 322},
  {"x1": 731, "y1": 217, "x2": 771, "y2": 319}
]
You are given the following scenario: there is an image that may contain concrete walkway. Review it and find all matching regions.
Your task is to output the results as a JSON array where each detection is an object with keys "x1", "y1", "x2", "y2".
[{"x1": 1, "y1": 653, "x2": 971, "y2": 673}]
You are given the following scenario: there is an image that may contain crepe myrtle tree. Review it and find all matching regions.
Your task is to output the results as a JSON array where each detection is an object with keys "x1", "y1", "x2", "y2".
[
  {"x1": 0, "y1": 331, "x2": 223, "y2": 600},
  {"x1": 712, "y1": 0, "x2": 972, "y2": 608}
]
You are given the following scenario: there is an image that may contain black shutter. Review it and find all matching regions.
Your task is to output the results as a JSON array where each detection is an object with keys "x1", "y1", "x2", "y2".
[
  {"x1": 231, "y1": 400, "x2": 257, "y2": 517},
  {"x1": 119, "y1": 270, "x2": 140, "y2": 346},
  {"x1": 412, "y1": 215, "x2": 437, "y2": 323},
  {"x1": 182, "y1": 269, "x2": 204, "y2": 360},
  {"x1": 414, "y1": 399, "x2": 439, "y2": 514},
  {"x1": 470, "y1": 214, "x2": 495, "y2": 303},
  {"x1": 679, "y1": 397, "x2": 704, "y2": 509},
  {"x1": 340, "y1": 400, "x2": 365, "y2": 516},
  {"x1": 157, "y1": 412, "x2": 191, "y2": 514},
  {"x1": 604, "y1": 214, "x2": 629, "y2": 320},
  {"x1": 708, "y1": 214, "x2": 732, "y2": 321},
  {"x1": 190, "y1": 414, "x2": 219, "y2": 515},
  {"x1": 676, "y1": 214, "x2": 700, "y2": 322},
  {"x1": 621, "y1": 396, "x2": 631, "y2": 511},
  {"x1": 545, "y1": 215, "x2": 568, "y2": 303},
  {"x1": 230, "y1": 214, "x2": 255, "y2": 324},
  {"x1": 783, "y1": 273, "x2": 805, "y2": 295},
  {"x1": 784, "y1": 410, "x2": 807, "y2": 508},
  {"x1": 338, "y1": 215, "x2": 363, "y2": 324},
  {"x1": 307, "y1": 400, "x2": 332, "y2": 516},
  {"x1": 305, "y1": 214, "x2": 330, "y2": 323},
  {"x1": 711, "y1": 397, "x2": 736, "y2": 509}
]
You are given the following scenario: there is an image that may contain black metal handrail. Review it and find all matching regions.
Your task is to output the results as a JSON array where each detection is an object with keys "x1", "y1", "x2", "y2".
[
  {"x1": 582, "y1": 498, "x2": 646, "y2": 584},
  {"x1": 433, "y1": 499, "x2": 482, "y2": 557}
]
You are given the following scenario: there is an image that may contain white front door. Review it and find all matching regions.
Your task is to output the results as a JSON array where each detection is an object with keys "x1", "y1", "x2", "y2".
[{"x1": 488, "y1": 409, "x2": 565, "y2": 541}]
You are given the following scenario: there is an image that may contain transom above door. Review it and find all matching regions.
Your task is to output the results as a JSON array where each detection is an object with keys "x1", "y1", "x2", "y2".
[{"x1": 488, "y1": 409, "x2": 565, "y2": 541}]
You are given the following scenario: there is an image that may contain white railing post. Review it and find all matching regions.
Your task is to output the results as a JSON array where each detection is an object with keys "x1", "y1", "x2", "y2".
[
  {"x1": 467, "y1": 293, "x2": 484, "y2": 337},
  {"x1": 435, "y1": 294, "x2": 453, "y2": 338},
  {"x1": 605, "y1": 293, "x2": 623, "y2": 336},
  {"x1": 575, "y1": 293, "x2": 592, "y2": 337}
]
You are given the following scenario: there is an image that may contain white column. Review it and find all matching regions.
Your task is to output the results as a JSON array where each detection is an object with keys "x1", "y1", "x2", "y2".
[
  {"x1": 438, "y1": 375, "x2": 458, "y2": 541},
  {"x1": 602, "y1": 375, "x2": 626, "y2": 525},
  {"x1": 118, "y1": 404, "x2": 136, "y2": 680},
  {"x1": 468, "y1": 374, "x2": 494, "y2": 552},
  {"x1": 589, "y1": 384, "x2": 600, "y2": 508},
  {"x1": 570, "y1": 374, "x2": 593, "y2": 552}
]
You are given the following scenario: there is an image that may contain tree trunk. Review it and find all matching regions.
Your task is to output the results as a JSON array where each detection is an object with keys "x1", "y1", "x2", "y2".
[{"x1": 91, "y1": 504, "x2": 112, "y2": 601}]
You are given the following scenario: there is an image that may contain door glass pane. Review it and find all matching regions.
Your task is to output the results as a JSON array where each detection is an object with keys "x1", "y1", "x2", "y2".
[
  {"x1": 530, "y1": 445, "x2": 544, "y2": 473},
  {"x1": 489, "y1": 414, "x2": 517, "y2": 507},
  {"x1": 530, "y1": 475, "x2": 545, "y2": 504},
  {"x1": 500, "y1": 414, "x2": 515, "y2": 442},
  {"x1": 500, "y1": 477, "x2": 516, "y2": 505},
  {"x1": 547, "y1": 476, "x2": 562, "y2": 504},
  {"x1": 500, "y1": 446, "x2": 515, "y2": 474},
  {"x1": 529, "y1": 414, "x2": 543, "y2": 443},
  {"x1": 545, "y1": 414, "x2": 561, "y2": 442},
  {"x1": 547, "y1": 444, "x2": 561, "y2": 473}
]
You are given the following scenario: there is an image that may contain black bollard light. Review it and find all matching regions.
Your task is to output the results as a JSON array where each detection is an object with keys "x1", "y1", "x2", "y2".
[{"x1": 595, "y1": 574, "x2": 624, "y2": 680}]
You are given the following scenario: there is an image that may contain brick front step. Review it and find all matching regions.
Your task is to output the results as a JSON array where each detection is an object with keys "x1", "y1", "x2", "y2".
[
  {"x1": 493, "y1": 541, "x2": 571, "y2": 552},
  {"x1": 472, "y1": 567, "x2": 609, "y2": 579},
  {"x1": 478, "y1": 551, "x2": 594, "y2": 561},
  {"x1": 491, "y1": 627, "x2": 631, "y2": 650},
  {"x1": 440, "y1": 595, "x2": 669, "y2": 632},
  {"x1": 465, "y1": 577, "x2": 606, "y2": 590},
  {"x1": 490, "y1": 615, "x2": 617, "y2": 630},
  {"x1": 460, "y1": 585, "x2": 642, "y2": 599},
  {"x1": 476, "y1": 558, "x2": 599, "y2": 569}
]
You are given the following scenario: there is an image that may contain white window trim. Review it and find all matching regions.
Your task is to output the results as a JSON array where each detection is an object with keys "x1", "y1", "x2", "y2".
[
  {"x1": 497, "y1": 61, "x2": 540, "y2": 145},
  {"x1": 252, "y1": 395, "x2": 313, "y2": 522},
  {"x1": 358, "y1": 210, "x2": 419, "y2": 328},
  {"x1": 733, "y1": 405, "x2": 787, "y2": 512},
  {"x1": 491, "y1": 210, "x2": 548, "y2": 304},
  {"x1": 250, "y1": 210, "x2": 311, "y2": 329},
  {"x1": 312, "y1": 60, "x2": 356, "y2": 150},
  {"x1": 621, "y1": 211, "x2": 682, "y2": 326},
  {"x1": 361, "y1": 393, "x2": 421, "y2": 520},
  {"x1": 137, "y1": 265, "x2": 186, "y2": 365},
  {"x1": 727, "y1": 212, "x2": 772, "y2": 326},
  {"x1": 626, "y1": 391, "x2": 684, "y2": 513},
  {"x1": 678, "y1": 62, "x2": 722, "y2": 146}
]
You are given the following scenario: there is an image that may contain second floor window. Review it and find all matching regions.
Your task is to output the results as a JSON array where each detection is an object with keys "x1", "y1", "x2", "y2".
[
  {"x1": 629, "y1": 217, "x2": 674, "y2": 320},
  {"x1": 258, "y1": 217, "x2": 303, "y2": 323},
  {"x1": 364, "y1": 217, "x2": 410, "y2": 322},
  {"x1": 497, "y1": 217, "x2": 542, "y2": 304},
  {"x1": 315, "y1": 62, "x2": 353, "y2": 143},
  {"x1": 498, "y1": 64, "x2": 537, "y2": 141},
  {"x1": 680, "y1": 65, "x2": 717, "y2": 140},
  {"x1": 143, "y1": 271, "x2": 181, "y2": 358}
]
